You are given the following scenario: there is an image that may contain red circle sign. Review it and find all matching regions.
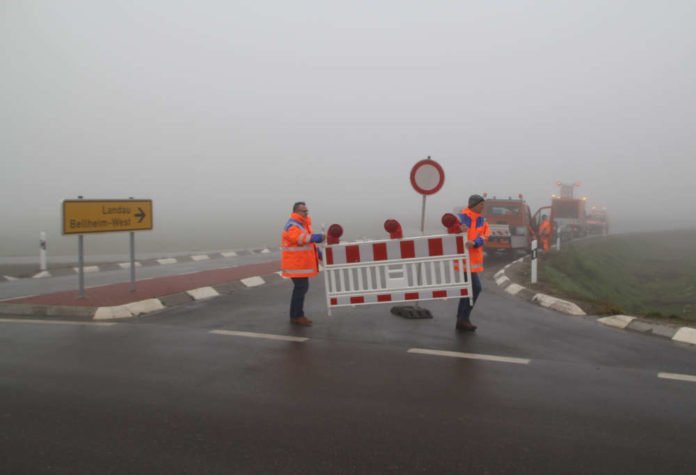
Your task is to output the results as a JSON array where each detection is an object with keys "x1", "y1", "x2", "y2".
[{"x1": 410, "y1": 159, "x2": 445, "y2": 195}]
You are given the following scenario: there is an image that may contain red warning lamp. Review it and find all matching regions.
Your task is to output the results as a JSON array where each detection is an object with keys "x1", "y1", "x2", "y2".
[
  {"x1": 384, "y1": 219, "x2": 403, "y2": 239},
  {"x1": 441, "y1": 213, "x2": 464, "y2": 234},
  {"x1": 326, "y1": 224, "x2": 343, "y2": 245}
]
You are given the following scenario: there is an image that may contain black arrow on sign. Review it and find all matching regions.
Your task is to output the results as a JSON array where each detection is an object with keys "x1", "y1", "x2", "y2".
[{"x1": 135, "y1": 208, "x2": 146, "y2": 223}]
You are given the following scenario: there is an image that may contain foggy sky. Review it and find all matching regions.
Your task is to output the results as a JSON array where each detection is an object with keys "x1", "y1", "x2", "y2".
[{"x1": 2, "y1": 1, "x2": 695, "y2": 257}]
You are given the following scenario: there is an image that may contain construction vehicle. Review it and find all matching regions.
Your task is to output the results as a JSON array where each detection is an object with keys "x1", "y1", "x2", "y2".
[
  {"x1": 456, "y1": 194, "x2": 536, "y2": 257},
  {"x1": 532, "y1": 182, "x2": 588, "y2": 243},
  {"x1": 586, "y1": 207, "x2": 609, "y2": 236}
]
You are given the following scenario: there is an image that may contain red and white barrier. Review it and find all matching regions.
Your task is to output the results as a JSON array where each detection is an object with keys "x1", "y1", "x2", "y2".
[{"x1": 322, "y1": 234, "x2": 472, "y2": 314}]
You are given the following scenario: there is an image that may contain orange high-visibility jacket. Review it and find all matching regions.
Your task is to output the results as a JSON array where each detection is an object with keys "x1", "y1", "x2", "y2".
[
  {"x1": 457, "y1": 207, "x2": 490, "y2": 273},
  {"x1": 281, "y1": 213, "x2": 320, "y2": 278},
  {"x1": 539, "y1": 220, "x2": 552, "y2": 238}
]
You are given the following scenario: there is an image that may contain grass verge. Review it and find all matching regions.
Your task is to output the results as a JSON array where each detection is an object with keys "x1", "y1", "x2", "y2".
[{"x1": 507, "y1": 229, "x2": 696, "y2": 327}]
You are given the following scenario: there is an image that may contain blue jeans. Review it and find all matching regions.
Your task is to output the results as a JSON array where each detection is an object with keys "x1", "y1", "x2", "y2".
[
  {"x1": 457, "y1": 272, "x2": 482, "y2": 322},
  {"x1": 290, "y1": 277, "x2": 309, "y2": 319}
]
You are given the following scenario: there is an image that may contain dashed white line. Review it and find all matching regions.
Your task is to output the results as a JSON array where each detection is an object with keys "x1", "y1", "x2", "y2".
[
  {"x1": 658, "y1": 372, "x2": 696, "y2": 383},
  {"x1": 157, "y1": 258, "x2": 177, "y2": 265},
  {"x1": 408, "y1": 348, "x2": 530, "y2": 365},
  {"x1": 210, "y1": 330, "x2": 308, "y2": 343},
  {"x1": 241, "y1": 276, "x2": 265, "y2": 287},
  {"x1": 0, "y1": 318, "x2": 116, "y2": 326},
  {"x1": 118, "y1": 262, "x2": 142, "y2": 269},
  {"x1": 73, "y1": 266, "x2": 100, "y2": 273}
]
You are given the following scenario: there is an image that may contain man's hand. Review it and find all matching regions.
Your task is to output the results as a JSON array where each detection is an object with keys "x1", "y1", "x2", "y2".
[
  {"x1": 465, "y1": 240, "x2": 475, "y2": 249},
  {"x1": 310, "y1": 233, "x2": 325, "y2": 244}
]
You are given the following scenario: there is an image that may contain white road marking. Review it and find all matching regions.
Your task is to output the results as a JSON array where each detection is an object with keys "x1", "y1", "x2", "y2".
[
  {"x1": 241, "y1": 276, "x2": 265, "y2": 287},
  {"x1": 658, "y1": 372, "x2": 696, "y2": 383},
  {"x1": 210, "y1": 330, "x2": 308, "y2": 342},
  {"x1": 118, "y1": 262, "x2": 142, "y2": 269},
  {"x1": 157, "y1": 258, "x2": 177, "y2": 265},
  {"x1": 187, "y1": 287, "x2": 219, "y2": 300},
  {"x1": 191, "y1": 254, "x2": 210, "y2": 261},
  {"x1": 32, "y1": 271, "x2": 51, "y2": 279},
  {"x1": 3, "y1": 275, "x2": 19, "y2": 281},
  {"x1": 408, "y1": 348, "x2": 530, "y2": 365},
  {"x1": 74, "y1": 266, "x2": 100, "y2": 273},
  {"x1": 0, "y1": 318, "x2": 116, "y2": 326},
  {"x1": 221, "y1": 251, "x2": 238, "y2": 257}
]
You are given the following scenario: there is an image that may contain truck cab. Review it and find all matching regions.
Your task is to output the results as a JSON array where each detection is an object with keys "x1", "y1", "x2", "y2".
[{"x1": 478, "y1": 196, "x2": 535, "y2": 256}]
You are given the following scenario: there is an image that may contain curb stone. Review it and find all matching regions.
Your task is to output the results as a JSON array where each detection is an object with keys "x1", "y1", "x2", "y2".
[{"x1": 493, "y1": 256, "x2": 695, "y2": 347}]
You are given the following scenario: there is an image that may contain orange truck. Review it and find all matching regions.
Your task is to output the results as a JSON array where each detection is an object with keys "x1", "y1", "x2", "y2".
[
  {"x1": 532, "y1": 182, "x2": 607, "y2": 243},
  {"x1": 478, "y1": 194, "x2": 536, "y2": 256}
]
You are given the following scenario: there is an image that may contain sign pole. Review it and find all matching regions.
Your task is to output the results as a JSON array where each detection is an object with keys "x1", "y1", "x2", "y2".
[
  {"x1": 76, "y1": 196, "x2": 85, "y2": 299},
  {"x1": 78, "y1": 234, "x2": 85, "y2": 299},
  {"x1": 409, "y1": 156, "x2": 445, "y2": 311},
  {"x1": 129, "y1": 231, "x2": 136, "y2": 292}
]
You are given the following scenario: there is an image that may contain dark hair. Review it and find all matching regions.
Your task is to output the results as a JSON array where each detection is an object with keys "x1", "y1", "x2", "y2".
[{"x1": 293, "y1": 201, "x2": 306, "y2": 212}]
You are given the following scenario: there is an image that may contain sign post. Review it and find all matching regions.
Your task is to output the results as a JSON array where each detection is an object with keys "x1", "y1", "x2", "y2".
[
  {"x1": 62, "y1": 198, "x2": 153, "y2": 297},
  {"x1": 409, "y1": 156, "x2": 445, "y2": 235},
  {"x1": 406, "y1": 157, "x2": 446, "y2": 314}
]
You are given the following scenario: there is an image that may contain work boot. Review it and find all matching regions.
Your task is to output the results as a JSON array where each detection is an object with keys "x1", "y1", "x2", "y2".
[
  {"x1": 456, "y1": 321, "x2": 477, "y2": 332},
  {"x1": 291, "y1": 316, "x2": 313, "y2": 327}
]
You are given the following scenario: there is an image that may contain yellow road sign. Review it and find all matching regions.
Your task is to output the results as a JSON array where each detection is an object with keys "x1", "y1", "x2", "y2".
[{"x1": 62, "y1": 199, "x2": 153, "y2": 234}]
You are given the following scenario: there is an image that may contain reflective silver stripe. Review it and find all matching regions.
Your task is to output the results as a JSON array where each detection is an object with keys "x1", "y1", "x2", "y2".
[
  {"x1": 471, "y1": 264, "x2": 483, "y2": 270},
  {"x1": 282, "y1": 268, "x2": 317, "y2": 274},
  {"x1": 281, "y1": 246, "x2": 313, "y2": 251}
]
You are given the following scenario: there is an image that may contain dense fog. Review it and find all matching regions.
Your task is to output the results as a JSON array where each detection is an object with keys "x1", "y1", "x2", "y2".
[{"x1": 2, "y1": 1, "x2": 695, "y2": 258}]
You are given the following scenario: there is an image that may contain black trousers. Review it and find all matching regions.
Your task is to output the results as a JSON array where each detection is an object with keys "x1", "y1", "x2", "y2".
[
  {"x1": 290, "y1": 277, "x2": 309, "y2": 319},
  {"x1": 457, "y1": 272, "x2": 482, "y2": 322}
]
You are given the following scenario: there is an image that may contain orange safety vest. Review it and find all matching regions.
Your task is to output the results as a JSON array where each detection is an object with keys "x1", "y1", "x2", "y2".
[
  {"x1": 539, "y1": 220, "x2": 552, "y2": 251},
  {"x1": 456, "y1": 207, "x2": 490, "y2": 273},
  {"x1": 281, "y1": 213, "x2": 320, "y2": 278}
]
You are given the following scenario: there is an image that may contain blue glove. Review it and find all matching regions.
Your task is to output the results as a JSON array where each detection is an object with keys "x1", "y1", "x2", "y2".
[{"x1": 310, "y1": 233, "x2": 325, "y2": 243}]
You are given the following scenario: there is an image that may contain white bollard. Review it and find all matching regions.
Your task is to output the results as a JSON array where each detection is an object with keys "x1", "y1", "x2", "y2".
[
  {"x1": 556, "y1": 235, "x2": 561, "y2": 251},
  {"x1": 40, "y1": 231, "x2": 47, "y2": 271},
  {"x1": 531, "y1": 239, "x2": 538, "y2": 284}
]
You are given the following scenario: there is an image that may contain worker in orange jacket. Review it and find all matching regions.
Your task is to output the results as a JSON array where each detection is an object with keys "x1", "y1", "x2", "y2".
[
  {"x1": 455, "y1": 194, "x2": 490, "y2": 332},
  {"x1": 539, "y1": 215, "x2": 552, "y2": 252},
  {"x1": 281, "y1": 202, "x2": 325, "y2": 326}
]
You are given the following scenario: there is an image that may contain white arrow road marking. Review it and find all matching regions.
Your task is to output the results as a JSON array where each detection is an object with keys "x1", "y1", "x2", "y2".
[
  {"x1": 210, "y1": 330, "x2": 308, "y2": 343},
  {"x1": 408, "y1": 348, "x2": 530, "y2": 365},
  {"x1": 658, "y1": 372, "x2": 696, "y2": 383}
]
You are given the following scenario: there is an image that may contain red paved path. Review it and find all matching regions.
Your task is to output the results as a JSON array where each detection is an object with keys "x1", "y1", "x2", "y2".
[{"x1": 5, "y1": 261, "x2": 280, "y2": 307}]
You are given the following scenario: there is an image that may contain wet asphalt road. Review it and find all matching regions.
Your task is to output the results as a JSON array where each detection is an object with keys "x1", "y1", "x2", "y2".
[{"x1": 2, "y1": 264, "x2": 696, "y2": 474}]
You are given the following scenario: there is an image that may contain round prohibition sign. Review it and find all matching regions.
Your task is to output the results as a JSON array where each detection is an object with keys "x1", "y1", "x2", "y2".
[{"x1": 410, "y1": 159, "x2": 445, "y2": 195}]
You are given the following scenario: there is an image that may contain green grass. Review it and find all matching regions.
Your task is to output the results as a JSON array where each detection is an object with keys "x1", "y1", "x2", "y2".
[{"x1": 539, "y1": 230, "x2": 696, "y2": 321}]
